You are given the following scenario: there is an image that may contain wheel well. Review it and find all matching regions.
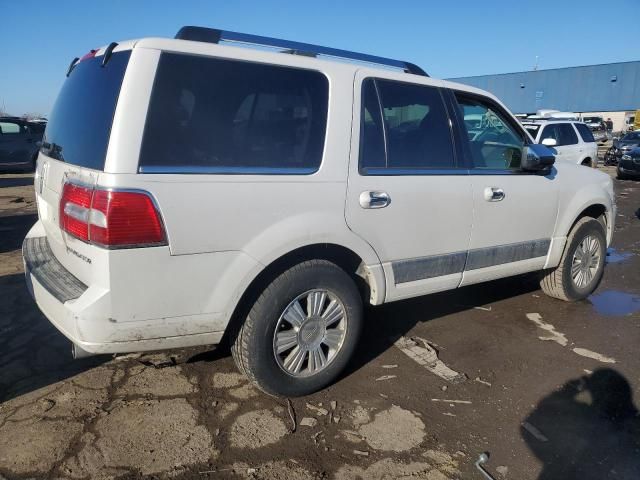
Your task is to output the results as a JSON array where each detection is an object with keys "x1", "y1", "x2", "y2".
[
  {"x1": 221, "y1": 244, "x2": 369, "y2": 349},
  {"x1": 581, "y1": 157, "x2": 592, "y2": 167},
  {"x1": 571, "y1": 204, "x2": 607, "y2": 232}
]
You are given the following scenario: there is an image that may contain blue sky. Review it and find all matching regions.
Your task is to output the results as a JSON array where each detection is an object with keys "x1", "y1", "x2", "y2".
[{"x1": 2, "y1": 0, "x2": 638, "y2": 115}]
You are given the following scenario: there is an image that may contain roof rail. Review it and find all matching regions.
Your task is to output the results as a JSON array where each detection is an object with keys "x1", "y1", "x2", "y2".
[{"x1": 174, "y1": 26, "x2": 428, "y2": 77}]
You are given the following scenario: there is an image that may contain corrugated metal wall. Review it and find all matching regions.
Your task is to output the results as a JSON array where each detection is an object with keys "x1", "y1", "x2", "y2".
[{"x1": 448, "y1": 61, "x2": 640, "y2": 113}]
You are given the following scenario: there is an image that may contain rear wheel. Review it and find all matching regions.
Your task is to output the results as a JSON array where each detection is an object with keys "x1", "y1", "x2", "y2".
[
  {"x1": 540, "y1": 217, "x2": 606, "y2": 301},
  {"x1": 231, "y1": 259, "x2": 363, "y2": 397}
]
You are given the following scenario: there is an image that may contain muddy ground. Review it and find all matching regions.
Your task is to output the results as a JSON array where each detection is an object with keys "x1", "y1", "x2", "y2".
[{"x1": 0, "y1": 167, "x2": 638, "y2": 480}]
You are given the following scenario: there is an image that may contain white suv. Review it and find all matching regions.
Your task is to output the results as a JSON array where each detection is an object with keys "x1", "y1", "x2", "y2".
[
  {"x1": 24, "y1": 27, "x2": 615, "y2": 396},
  {"x1": 522, "y1": 120, "x2": 599, "y2": 167}
]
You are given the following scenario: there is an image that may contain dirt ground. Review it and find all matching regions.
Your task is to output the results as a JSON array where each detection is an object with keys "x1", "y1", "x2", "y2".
[{"x1": 0, "y1": 166, "x2": 638, "y2": 480}]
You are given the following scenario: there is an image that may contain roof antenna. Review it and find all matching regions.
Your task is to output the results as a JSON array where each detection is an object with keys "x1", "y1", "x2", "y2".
[{"x1": 533, "y1": 56, "x2": 539, "y2": 71}]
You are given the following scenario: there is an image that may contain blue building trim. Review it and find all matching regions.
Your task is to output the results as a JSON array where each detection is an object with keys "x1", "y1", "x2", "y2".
[{"x1": 448, "y1": 61, "x2": 640, "y2": 113}]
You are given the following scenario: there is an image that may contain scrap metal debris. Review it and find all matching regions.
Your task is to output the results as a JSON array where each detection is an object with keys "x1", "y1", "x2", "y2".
[
  {"x1": 306, "y1": 403, "x2": 329, "y2": 416},
  {"x1": 286, "y1": 398, "x2": 297, "y2": 432},
  {"x1": 353, "y1": 450, "x2": 370, "y2": 457},
  {"x1": 522, "y1": 422, "x2": 548, "y2": 442},
  {"x1": 375, "y1": 375, "x2": 397, "y2": 381},
  {"x1": 474, "y1": 377, "x2": 492, "y2": 387},
  {"x1": 475, "y1": 452, "x2": 496, "y2": 480},
  {"x1": 381, "y1": 364, "x2": 398, "y2": 369},
  {"x1": 431, "y1": 399, "x2": 472, "y2": 404},
  {"x1": 394, "y1": 336, "x2": 466, "y2": 384}
]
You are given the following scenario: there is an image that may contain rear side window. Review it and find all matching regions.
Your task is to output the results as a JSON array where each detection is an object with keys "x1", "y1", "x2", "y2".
[
  {"x1": 359, "y1": 78, "x2": 455, "y2": 172},
  {"x1": 42, "y1": 51, "x2": 131, "y2": 170},
  {"x1": 574, "y1": 123, "x2": 595, "y2": 143},
  {"x1": 0, "y1": 121, "x2": 23, "y2": 134},
  {"x1": 540, "y1": 123, "x2": 579, "y2": 146},
  {"x1": 139, "y1": 53, "x2": 329, "y2": 174}
]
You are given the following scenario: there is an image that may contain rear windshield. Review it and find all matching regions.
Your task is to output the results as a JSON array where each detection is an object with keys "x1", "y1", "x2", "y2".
[
  {"x1": 42, "y1": 51, "x2": 131, "y2": 170},
  {"x1": 139, "y1": 53, "x2": 329, "y2": 174}
]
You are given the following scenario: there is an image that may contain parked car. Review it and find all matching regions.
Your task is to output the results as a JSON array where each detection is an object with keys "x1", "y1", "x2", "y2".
[
  {"x1": 522, "y1": 120, "x2": 598, "y2": 167},
  {"x1": 605, "y1": 131, "x2": 640, "y2": 165},
  {"x1": 23, "y1": 27, "x2": 615, "y2": 397},
  {"x1": 580, "y1": 116, "x2": 609, "y2": 144},
  {"x1": 618, "y1": 147, "x2": 640, "y2": 179},
  {"x1": 0, "y1": 116, "x2": 43, "y2": 171}
]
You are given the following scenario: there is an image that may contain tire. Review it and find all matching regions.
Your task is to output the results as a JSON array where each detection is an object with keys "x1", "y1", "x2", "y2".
[
  {"x1": 617, "y1": 169, "x2": 626, "y2": 180},
  {"x1": 540, "y1": 217, "x2": 606, "y2": 302},
  {"x1": 231, "y1": 259, "x2": 363, "y2": 397}
]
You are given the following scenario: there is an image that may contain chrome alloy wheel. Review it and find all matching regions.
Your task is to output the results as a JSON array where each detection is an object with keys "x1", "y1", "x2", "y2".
[
  {"x1": 571, "y1": 234, "x2": 602, "y2": 288},
  {"x1": 273, "y1": 289, "x2": 347, "y2": 377}
]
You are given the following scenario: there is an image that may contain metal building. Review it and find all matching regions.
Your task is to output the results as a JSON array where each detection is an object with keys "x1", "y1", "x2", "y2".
[{"x1": 448, "y1": 61, "x2": 640, "y2": 130}]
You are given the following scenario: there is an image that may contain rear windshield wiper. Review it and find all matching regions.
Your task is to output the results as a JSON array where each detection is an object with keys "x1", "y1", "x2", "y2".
[
  {"x1": 66, "y1": 57, "x2": 80, "y2": 77},
  {"x1": 65, "y1": 41, "x2": 118, "y2": 76}
]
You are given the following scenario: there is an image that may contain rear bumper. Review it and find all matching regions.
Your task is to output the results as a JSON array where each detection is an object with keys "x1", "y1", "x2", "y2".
[{"x1": 23, "y1": 222, "x2": 228, "y2": 354}]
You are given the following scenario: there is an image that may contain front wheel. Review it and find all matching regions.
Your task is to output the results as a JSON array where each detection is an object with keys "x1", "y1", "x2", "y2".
[
  {"x1": 540, "y1": 217, "x2": 606, "y2": 301},
  {"x1": 231, "y1": 259, "x2": 363, "y2": 397}
]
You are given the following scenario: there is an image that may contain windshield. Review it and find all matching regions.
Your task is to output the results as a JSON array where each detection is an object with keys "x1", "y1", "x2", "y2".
[
  {"x1": 42, "y1": 51, "x2": 131, "y2": 170},
  {"x1": 582, "y1": 117, "x2": 602, "y2": 123}
]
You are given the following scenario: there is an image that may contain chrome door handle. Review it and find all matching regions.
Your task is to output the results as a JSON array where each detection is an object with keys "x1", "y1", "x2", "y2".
[
  {"x1": 359, "y1": 191, "x2": 391, "y2": 209},
  {"x1": 484, "y1": 187, "x2": 505, "y2": 202}
]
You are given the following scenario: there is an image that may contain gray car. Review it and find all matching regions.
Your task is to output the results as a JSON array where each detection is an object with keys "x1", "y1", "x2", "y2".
[
  {"x1": 618, "y1": 146, "x2": 640, "y2": 179},
  {"x1": 606, "y1": 131, "x2": 640, "y2": 165},
  {"x1": 0, "y1": 117, "x2": 45, "y2": 171}
]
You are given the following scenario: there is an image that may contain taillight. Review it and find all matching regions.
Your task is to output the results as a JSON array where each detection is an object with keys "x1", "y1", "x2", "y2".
[
  {"x1": 59, "y1": 182, "x2": 166, "y2": 248},
  {"x1": 60, "y1": 183, "x2": 92, "y2": 241}
]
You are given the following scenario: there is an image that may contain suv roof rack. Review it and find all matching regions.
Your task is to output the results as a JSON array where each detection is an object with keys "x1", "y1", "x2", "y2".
[{"x1": 174, "y1": 26, "x2": 429, "y2": 77}]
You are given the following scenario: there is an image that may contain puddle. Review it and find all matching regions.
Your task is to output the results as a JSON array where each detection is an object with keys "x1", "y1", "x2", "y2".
[
  {"x1": 606, "y1": 248, "x2": 634, "y2": 264},
  {"x1": 589, "y1": 291, "x2": 640, "y2": 316}
]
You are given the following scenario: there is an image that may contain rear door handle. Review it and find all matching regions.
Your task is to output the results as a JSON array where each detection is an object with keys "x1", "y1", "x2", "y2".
[
  {"x1": 359, "y1": 191, "x2": 391, "y2": 209},
  {"x1": 484, "y1": 187, "x2": 505, "y2": 202}
]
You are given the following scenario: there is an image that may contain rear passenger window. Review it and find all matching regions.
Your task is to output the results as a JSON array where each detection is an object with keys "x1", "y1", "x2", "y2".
[
  {"x1": 574, "y1": 123, "x2": 595, "y2": 143},
  {"x1": 540, "y1": 124, "x2": 579, "y2": 146},
  {"x1": 359, "y1": 78, "x2": 455, "y2": 172},
  {"x1": 139, "y1": 53, "x2": 329, "y2": 174}
]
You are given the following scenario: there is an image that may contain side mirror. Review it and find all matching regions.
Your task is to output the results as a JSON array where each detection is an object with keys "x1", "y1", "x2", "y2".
[
  {"x1": 522, "y1": 144, "x2": 555, "y2": 172},
  {"x1": 541, "y1": 137, "x2": 557, "y2": 147}
]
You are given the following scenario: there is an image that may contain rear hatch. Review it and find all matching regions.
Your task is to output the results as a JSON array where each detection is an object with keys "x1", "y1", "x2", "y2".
[{"x1": 35, "y1": 48, "x2": 132, "y2": 287}]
